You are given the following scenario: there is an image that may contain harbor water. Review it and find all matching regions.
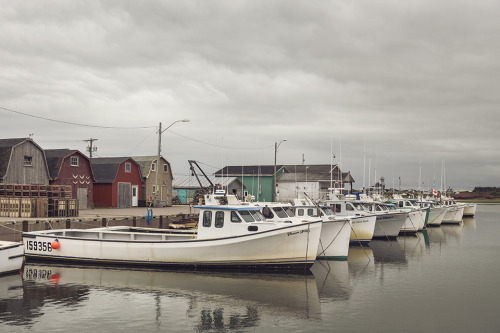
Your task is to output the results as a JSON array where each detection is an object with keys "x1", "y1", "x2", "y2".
[{"x1": 1, "y1": 204, "x2": 499, "y2": 332}]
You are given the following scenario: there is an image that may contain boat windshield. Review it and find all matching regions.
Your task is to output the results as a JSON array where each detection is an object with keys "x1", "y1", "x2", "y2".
[
  {"x1": 249, "y1": 210, "x2": 265, "y2": 221},
  {"x1": 273, "y1": 207, "x2": 291, "y2": 218},
  {"x1": 283, "y1": 206, "x2": 295, "y2": 217},
  {"x1": 238, "y1": 210, "x2": 256, "y2": 222},
  {"x1": 321, "y1": 207, "x2": 334, "y2": 216},
  {"x1": 377, "y1": 204, "x2": 388, "y2": 211},
  {"x1": 352, "y1": 203, "x2": 364, "y2": 210}
]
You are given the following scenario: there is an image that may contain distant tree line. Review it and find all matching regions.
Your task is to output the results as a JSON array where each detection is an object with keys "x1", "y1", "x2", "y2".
[{"x1": 473, "y1": 187, "x2": 500, "y2": 195}]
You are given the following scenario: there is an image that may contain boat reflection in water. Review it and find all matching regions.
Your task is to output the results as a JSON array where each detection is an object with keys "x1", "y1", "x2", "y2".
[
  {"x1": 310, "y1": 260, "x2": 351, "y2": 302},
  {"x1": 463, "y1": 217, "x2": 476, "y2": 231},
  {"x1": 427, "y1": 222, "x2": 466, "y2": 245},
  {"x1": 18, "y1": 262, "x2": 321, "y2": 330},
  {"x1": 0, "y1": 273, "x2": 25, "y2": 325},
  {"x1": 369, "y1": 240, "x2": 407, "y2": 265}
]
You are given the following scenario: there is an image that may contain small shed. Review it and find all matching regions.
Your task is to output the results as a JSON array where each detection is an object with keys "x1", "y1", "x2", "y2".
[
  {"x1": 132, "y1": 155, "x2": 173, "y2": 206},
  {"x1": 45, "y1": 149, "x2": 95, "y2": 209},
  {"x1": 91, "y1": 157, "x2": 143, "y2": 208},
  {"x1": 173, "y1": 176, "x2": 245, "y2": 204},
  {"x1": 0, "y1": 138, "x2": 50, "y2": 185}
]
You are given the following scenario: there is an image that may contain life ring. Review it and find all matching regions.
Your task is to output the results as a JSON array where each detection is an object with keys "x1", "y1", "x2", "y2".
[{"x1": 147, "y1": 195, "x2": 153, "y2": 202}]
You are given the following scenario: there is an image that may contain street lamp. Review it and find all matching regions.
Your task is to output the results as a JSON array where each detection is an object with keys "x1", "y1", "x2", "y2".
[
  {"x1": 154, "y1": 119, "x2": 189, "y2": 207},
  {"x1": 273, "y1": 139, "x2": 287, "y2": 202}
]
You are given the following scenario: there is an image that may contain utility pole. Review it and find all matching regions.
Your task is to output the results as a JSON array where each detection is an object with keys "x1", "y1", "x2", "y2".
[{"x1": 84, "y1": 138, "x2": 98, "y2": 161}]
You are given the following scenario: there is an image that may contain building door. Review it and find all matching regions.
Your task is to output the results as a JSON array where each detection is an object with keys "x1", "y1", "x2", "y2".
[
  {"x1": 77, "y1": 187, "x2": 88, "y2": 210},
  {"x1": 118, "y1": 182, "x2": 131, "y2": 208},
  {"x1": 178, "y1": 190, "x2": 187, "y2": 204},
  {"x1": 132, "y1": 185, "x2": 138, "y2": 207}
]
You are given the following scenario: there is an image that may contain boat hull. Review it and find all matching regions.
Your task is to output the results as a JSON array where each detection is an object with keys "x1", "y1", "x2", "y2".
[
  {"x1": 463, "y1": 203, "x2": 477, "y2": 217},
  {"x1": 0, "y1": 241, "x2": 24, "y2": 275},
  {"x1": 22, "y1": 222, "x2": 322, "y2": 270},
  {"x1": 348, "y1": 215, "x2": 376, "y2": 245},
  {"x1": 372, "y1": 211, "x2": 406, "y2": 238},
  {"x1": 442, "y1": 206, "x2": 464, "y2": 224},
  {"x1": 427, "y1": 206, "x2": 447, "y2": 226},
  {"x1": 399, "y1": 210, "x2": 421, "y2": 233},
  {"x1": 316, "y1": 218, "x2": 351, "y2": 260}
]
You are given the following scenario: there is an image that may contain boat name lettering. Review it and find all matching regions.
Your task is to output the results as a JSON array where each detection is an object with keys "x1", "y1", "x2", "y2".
[
  {"x1": 24, "y1": 268, "x2": 52, "y2": 280},
  {"x1": 287, "y1": 229, "x2": 310, "y2": 236},
  {"x1": 26, "y1": 240, "x2": 53, "y2": 252}
]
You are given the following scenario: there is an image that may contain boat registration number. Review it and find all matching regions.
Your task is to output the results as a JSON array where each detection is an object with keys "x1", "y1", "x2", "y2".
[{"x1": 26, "y1": 240, "x2": 53, "y2": 252}]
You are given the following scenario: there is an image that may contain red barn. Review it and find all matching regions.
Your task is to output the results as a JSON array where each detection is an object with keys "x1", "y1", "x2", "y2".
[
  {"x1": 91, "y1": 157, "x2": 143, "y2": 208},
  {"x1": 45, "y1": 149, "x2": 95, "y2": 209}
]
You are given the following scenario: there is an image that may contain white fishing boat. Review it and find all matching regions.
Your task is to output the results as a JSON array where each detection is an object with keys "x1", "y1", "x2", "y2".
[
  {"x1": 417, "y1": 201, "x2": 447, "y2": 226},
  {"x1": 391, "y1": 197, "x2": 428, "y2": 231},
  {"x1": 289, "y1": 198, "x2": 352, "y2": 260},
  {"x1": 0, "y1": 241, "x2": 24, "y2": 275},
  {"x1": 354, "y1": 201, "x2": 406, "y2": 238},
  {"x1": 441, "y1": 198, "x2": 465, "y2": 224},
  {"x1": 22, "y1": 196, "x2": 322, "y2": 270},
  {"x1": 462, "y1": 203, "x2": 477, "y2": 217},
  {"x1": 324, "y1": 192, "x2": 377, "y2": 245}
]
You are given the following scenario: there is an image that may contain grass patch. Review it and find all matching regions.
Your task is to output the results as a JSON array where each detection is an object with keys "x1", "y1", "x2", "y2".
[{"x1": 458, "y1": 199, "x2": 500, "y2": 204}]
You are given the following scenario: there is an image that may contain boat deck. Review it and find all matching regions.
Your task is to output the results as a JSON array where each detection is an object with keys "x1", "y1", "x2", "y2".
[{"x1": 27, "y1": 227, "x2": 195, "y2": 242}]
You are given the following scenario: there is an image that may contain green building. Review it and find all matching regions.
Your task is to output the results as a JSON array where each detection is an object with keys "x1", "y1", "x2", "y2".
[{"x1": 214, "y1": 165, "x2": 287, "y2": 202}]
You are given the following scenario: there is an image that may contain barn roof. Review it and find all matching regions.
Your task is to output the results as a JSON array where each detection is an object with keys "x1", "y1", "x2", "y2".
[
  {"x1": 0, "y1": 138, "x2": 43, "y2": 179},
  {"x1": 131, "y1": 155, "x2": 173, "y2": 180},
  {"x1": 45, "y1": 149, "x2": 78, "y2": 179},
  {"x1": 91, "y1": 157, "x2": 141, "y2": 183},
  {"x1": 44, "y1": 149, "x2": 94, "y2": 181}
]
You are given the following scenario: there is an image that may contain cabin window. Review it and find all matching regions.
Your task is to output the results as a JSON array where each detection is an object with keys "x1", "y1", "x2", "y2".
[
  {"x1": 24, "y1": 156, "x2": 32, "y2": 167},
  {"x1": 215, "y1": 211, "x2": 224, "y2": 228},
  {"x1": 163, "y1": 164, "x2": 168, "y2": 173},
  {"x1": 239, "y1": 210, "x2": 255, "y2": 222},
  {"x1": 284, "y1": 207, "x2": 295, "y2": 217},
  {"x1": 346, "y1": 204, "x2": 354, "y2": 211},
  {"x1": 273, "y1": 207, "x2": 288, "y2": 218},
  {"x1": 307, "y1": 208, "x2": 314, "y2": 216},
  {"x1": 70, "y1": 156, "x2": 79, "y2": 167},
  {"x1": 125, "y1": 162, "x2": 131, "y2": 173},
  {"x1": 323, "y1": 207, "x2": 334, "y2": 215},
  {"x1": 151, "y1": 162, "x2": 156, "y2": 171},
  {"x1": 249, "y1": 210, "x2": 264, "y2": 221},
  {"x1": 202, "y1": 211, "x2": 212, "y2": 227},
  {"x1": 231, "y1": 211, "x2": 242, "y2": 223},
  {"x1": 297, "y1": 209, "x2": 304, "y2": 216}
]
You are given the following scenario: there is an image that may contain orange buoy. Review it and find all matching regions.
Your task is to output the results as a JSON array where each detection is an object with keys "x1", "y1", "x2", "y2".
[
  {"x1": 51, "y1": 239, "x2": 60, "y2": 250},
  {"x1": 50, "y1": 273, "x2": 60, "y2": 285}
]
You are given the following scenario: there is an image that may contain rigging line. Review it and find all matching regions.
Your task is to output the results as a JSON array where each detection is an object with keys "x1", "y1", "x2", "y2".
[
  {"x1": 168, "y1": 129, "x2": 274, "y2": 150},
  {"x1": 124, "y1": 128, "x2": 157, "y2": 156},
  {"x1": 0, "y1": 105, "x2": 156, "y2": 129}
]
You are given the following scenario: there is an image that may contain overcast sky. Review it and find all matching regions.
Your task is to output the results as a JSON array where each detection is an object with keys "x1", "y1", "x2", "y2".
[{"x1": 1, "y1": 1, "x2": 499, "y2": 191}]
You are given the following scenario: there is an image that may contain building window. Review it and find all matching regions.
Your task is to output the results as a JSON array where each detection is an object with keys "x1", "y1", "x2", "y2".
[
  {"x1": 203, "y1": 211, "x2": 212, "y2": 227},
  {"x1": 151, "y1": 162, "x2": 156, "y2": 171},
  {"x1": 70, "y1": 156, "x2": 79, "y2": 167},
  {"x1": 163, "y1": 164, "x2": 168, "y2": 173},
  {"x1": 125, "y1": 162, "x2": 131, "y2": 173},
  {"x1": 152, "y1": 185, "x2": 156, "y2": 194},
  {"x1": 24, "y1": 156, "x2": 32, "y2": 167},
  {"x1": 215, "y1": 211, "x2": 224, "y2": 228}
]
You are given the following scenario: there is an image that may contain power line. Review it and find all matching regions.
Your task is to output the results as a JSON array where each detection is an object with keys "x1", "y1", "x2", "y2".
[
  {"x1": 0, "y1": 106, "x2": 155, "y2": 129},
  {"x1": 169, "y1": 129, "x2": 274, "y2": 150}
]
